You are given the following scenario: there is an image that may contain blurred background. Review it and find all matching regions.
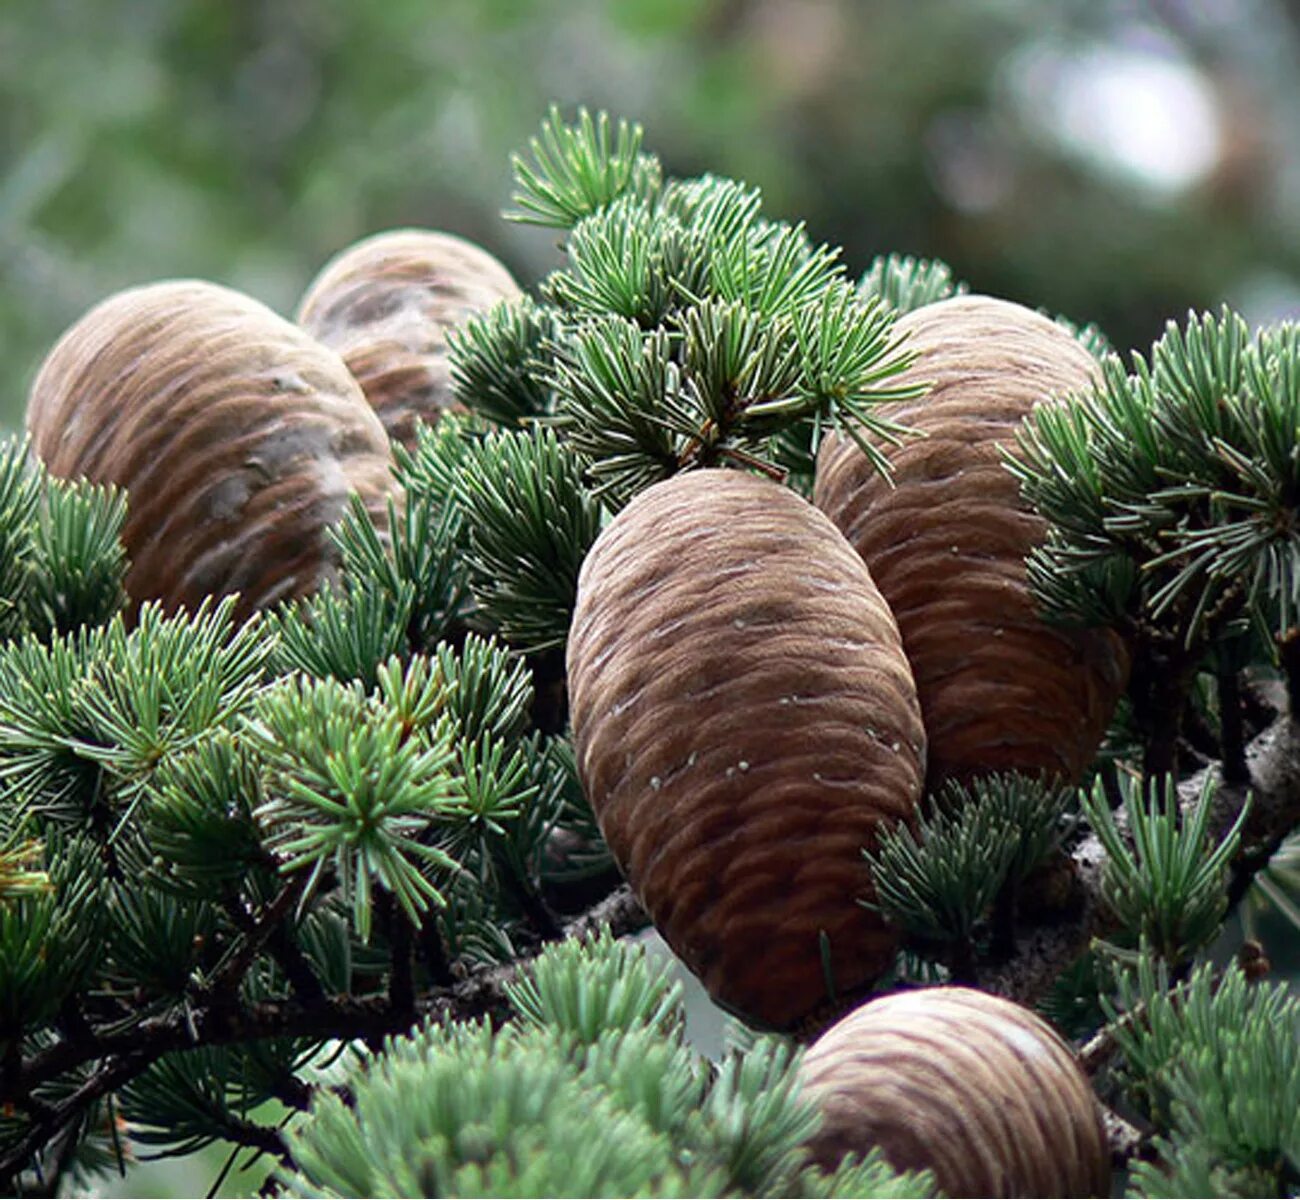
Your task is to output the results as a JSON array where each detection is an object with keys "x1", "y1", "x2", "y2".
[
  {"x1": 5, "y1": 0, "x2": 1300, "y2": 434},
  {"x1": 4, "y1": 0, "x2": 1299, "y2": 1193}
]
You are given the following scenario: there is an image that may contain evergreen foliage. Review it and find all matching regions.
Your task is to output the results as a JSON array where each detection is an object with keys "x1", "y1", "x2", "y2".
[
  {"x1": 1013, "y1": 310, "x2": 1300, "y2": 775},
  {"x1": 0, "y1": 438, "x2": 126, "y2": 644},
  {"x1": 1082, "y1": 774, "x2": 1247, "y2": 963},
  {"x1": 272, "y1": 577, "x2": 413, "y2": 692},
  {"x1": 858, "y1": 253, "x2": 966, "y2": 314},
  {"x1": 508, "y1": 106, "x2": 661, "y2": 229},
  {"x1": 453, "y1": 427, "x2": 605, "y2": 654},
  {"x1": 248, "y1": 671, "x2": 462, "y2": 939},
  {"x1": 1109, "y1": 955, "x2": 1300, "y2": 1196},
  {"x1": 453, "y1": 105, "x2": 924, "y2": 515},
  {"x1": 2, "y1": 109, "x2": 1300, "y2": 1200},
  {"x1": 1051, "y1": 312, "x2": 1114, "y2": 361},
  {"x1": 864, "y1": 774, "x2": 1071, "y2": 975},
  {"x1": 28, "y1": 476, "x2": 128, "y2": 639},
  {"x1": 280, "y1": 934, "x2": 933, "y2": 1199},
  {"x1": 446, "y1": 297, "x2": 559, "y2": 429}
]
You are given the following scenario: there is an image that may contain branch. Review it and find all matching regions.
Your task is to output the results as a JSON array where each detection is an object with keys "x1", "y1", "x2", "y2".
[
  {"x1": 211, "y1": 1114, "x2": 287, "y2": 1161},
  {"x1": 1226, "y1": 710, "x2": 1300, "y2": 893},
  {"x1": 387, "y1": 906, "x2": 416, "y2": 1021},
  {"x1": 13, "y1": 703, "x2": 1295, "y2": 1187},
  {"x1": 1100, "y1": 1104, "x2": 1148, "y2": 1173},
  {"x1": 263, "y1": 920, "x2": 328, "y2": 1008},
  {"x1": 982, "y1": 712, "x2": 1300, "y2": 1008},
  {"x1": 207, "y1": 875, "x2": 310, "y2": 1003},
  {"x1": 0, "y1": 886, "x2": 648, "y2": 1186},
  {"x1": 1217, "y1": 667, "x2": 1248, "y2": 785}
]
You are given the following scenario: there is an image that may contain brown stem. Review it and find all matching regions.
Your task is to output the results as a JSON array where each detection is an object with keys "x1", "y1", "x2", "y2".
[
  {"x1": 213, "y1": 1115, "x2": 288, "y2": 1161},
  {"x1": 527, "y1": 646, "x2": 569, "y2": 736},
  {"x1": 716, "y1": 444, "x2": 788, "y2": 480},
  {"x1": 265, "y1": 922, "x2": 327, "y2": 1008},
  {"x1": 674, "y1": 416, "x2": 720, "y2": 471},
  {"x1": 21, "y1": 1111, "x2": 88, "y2": 1200},
  {"x1": 206, "y1": 876, "x2": 309, "y2": 1004},
  {"x1": 225, "y1": 883, "x2": 326, "y2": 1007},
  {"x1": 1133, "y1": 585, "x2": 1248, "y2": 782},
  {"x1": 0, "y1": 888, "x2": 649, "y2": 1185},
  {"x1": 1218, "y1": 667, "x2": 1248, "y2": 785},
  {"x1": 269, "y1": 1071, "x2": 316, "y2": 1113},
  {"x1": 984, "y1": 712, "x2": 1298, "y2": 1009},
  {"x1": 1136, "y1": 662, "x2": 1196, "y2": 783},
  {"x1": 419, "y1": 921, "x2": 455, "y2": 987},
  {"x1": 1101, "y1": 1106, "x2": 1148, "y2": 1173},
  {"x1": 388, "y1": 909, "x2": 416, "y2": 1020}
]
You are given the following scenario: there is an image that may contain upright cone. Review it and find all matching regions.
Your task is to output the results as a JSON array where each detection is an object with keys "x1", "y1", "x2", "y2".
[
  {"x1": 798, "y1": 987, "x2": 1111, "y2": 1198},
  {"x1": 27, "y1": 279, "x2": 393, "y2": 619},
  {"x1": 297, "y1": 229, "x2": 520, "y2": 447},
  {"x1": 814, "y1": 295, "x2": 1128, "y2": 787},
  {"x1": 567, "y1": 469, "x2": 925, "y2": 1029}
]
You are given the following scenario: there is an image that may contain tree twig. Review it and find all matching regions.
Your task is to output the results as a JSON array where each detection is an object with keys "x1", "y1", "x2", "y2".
[
  {"x1": 206, "y1": 876, "x2": 310, "y2": 1004},
  {"x1": 1100, "y1": 1104, "x2": 1147, "y2": 1172},
  {"x1": 983, "y1": 713, "x2": 1300, "y2": 1009},
  {"x1": 387, "y1": 905, "x2": 416, "y2": 1020},
  {"x1": 8, "y1": 697, "x2": 1299, "y2": 1190},
  {"x1": 0, "y1": 886, "x2": 648, "y2": 1187},
  {"x1": 1218, "y1": 666, "x2": 1248, "y2": 785}
]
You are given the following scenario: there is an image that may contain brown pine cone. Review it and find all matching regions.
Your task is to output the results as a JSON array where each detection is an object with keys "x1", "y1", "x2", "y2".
[
  {"x1": 296, "y1": 229, "x2": 520, "y2": 447},
  {"x1": 567, "y1": 469, "x2": 925, "y2": 1029},
  {"x1": 814, "y1": 294, "x2": 1128, "y2": 788},
  {"x1": 26, "y1": 279, "x2": 393, "y2": 620},
  {"x1": 797, "y1": 986, "x2": 1111, "y2": 1198}
]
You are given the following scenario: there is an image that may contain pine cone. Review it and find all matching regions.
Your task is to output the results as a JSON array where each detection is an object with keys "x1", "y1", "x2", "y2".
[
  {"x1": 567, "y1": 469, "x2": 925, "y2": 1029},
  {"x1": 26, "y1": 279, "x2": 393, "y2": 620},
  {"x1": 814, "y1": 295, "x2": 1128, "y2": 788},
  {"x1": 797, "y1": 986, "x2": 1111, "y2": 1198},
  {"x1": 296, "y1": 229, "x2": 520, "y2": 447}
]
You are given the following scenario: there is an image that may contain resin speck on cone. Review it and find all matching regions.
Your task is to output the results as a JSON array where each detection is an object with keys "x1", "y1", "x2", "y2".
[
  {"x1": 297, "y1": 229, "x2": 520, "y2": 447},
  {"x1": 798, "y1": 986, "x2": 1111, "y2": 1198},
  {"x1": 814, "y1": 294, "x2": 1128, "y2": 788},
  {"x1": 567, "y1": 469, "x2": 926, "y2": 1029},
  {"x1": 26, "y1": 279, "x2": 393, "y2": 620}
]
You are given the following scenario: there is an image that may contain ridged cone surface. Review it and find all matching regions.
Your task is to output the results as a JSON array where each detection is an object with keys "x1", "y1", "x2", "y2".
[
  {"x1": 26, "y1": 279, "x2": 393, "y2": 620},
  {"x1": 567, "y1": 470, "x2": 925, "y2": 1029},
  {"x1": 797, "y1": 986, "x2": 1111, "y2": 1198},
  {"x1": 813, "y1": 295, "x2": 1128, "y2": 787},
  {"x1": 296, "y1": 229, "x2": 520, "y2": 447}
]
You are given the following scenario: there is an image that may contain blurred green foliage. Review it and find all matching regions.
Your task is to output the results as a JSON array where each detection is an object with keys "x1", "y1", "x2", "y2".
[{"x1": 4, "y1": 0, "x2": 1300, "y2": 432}]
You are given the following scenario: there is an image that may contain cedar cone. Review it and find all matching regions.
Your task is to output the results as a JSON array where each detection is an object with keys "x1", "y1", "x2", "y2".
[
  {"x1": 26, "y1": 279, "x2": 393, "y2": 620},
  {"x1": 567, "y1": 469, "x2": 926, "y2": 1029},
  {"x1": 797, "y1": 986, "x2": 1111, "y2": 1198},
  {"x1": 813, "y1": 295, "x2": 1128, "y2": 788},
  {"x1": 296, "y1": 228, "x2": 520, "y2": 447}
]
